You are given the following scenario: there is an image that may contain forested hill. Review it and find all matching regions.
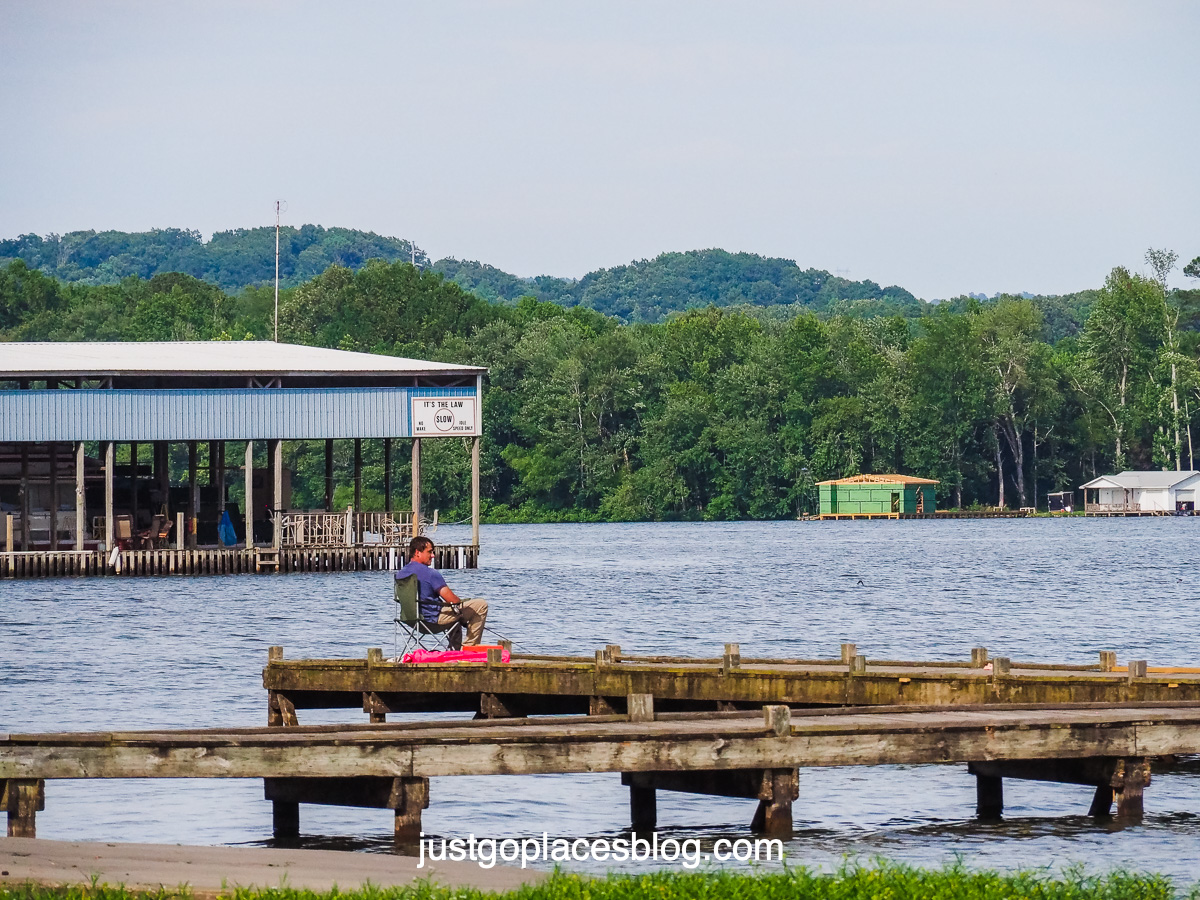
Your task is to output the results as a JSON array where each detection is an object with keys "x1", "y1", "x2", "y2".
[
  {"x1": 433, "y1": 249, "x2": 922, "y2": 322},
  {"x1": 2, "y1": 228, "x2": 920, "y2": 323},
  {"x1": 0, "y1": 227, "x2": 425, "y2": 292}
]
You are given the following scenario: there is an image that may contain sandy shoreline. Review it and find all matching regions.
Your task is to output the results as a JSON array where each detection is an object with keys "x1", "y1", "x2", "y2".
[{"x1": 0, "y1": 837, "x2": 544, "y2": 894}]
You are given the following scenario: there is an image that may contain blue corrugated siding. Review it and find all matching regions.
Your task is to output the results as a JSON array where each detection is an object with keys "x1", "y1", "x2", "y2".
[{"x1": 0, "y1": 387, "x2": 476, "y2": 441}]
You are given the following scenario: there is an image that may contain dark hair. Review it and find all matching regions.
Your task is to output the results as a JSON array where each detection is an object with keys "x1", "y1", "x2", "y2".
[{"x1": 408, "y1": 536, "x2": 434, "y2": 557}]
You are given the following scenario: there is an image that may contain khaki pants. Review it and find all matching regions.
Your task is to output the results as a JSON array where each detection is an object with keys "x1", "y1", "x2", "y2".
[{"x1": 437, "y1": 597, "x2": 489, "y2": 646}]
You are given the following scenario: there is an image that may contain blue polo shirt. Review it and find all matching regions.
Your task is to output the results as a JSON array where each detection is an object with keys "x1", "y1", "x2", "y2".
[{"x1": 396, "y1": 561, "x2": 448, "y2": 623}]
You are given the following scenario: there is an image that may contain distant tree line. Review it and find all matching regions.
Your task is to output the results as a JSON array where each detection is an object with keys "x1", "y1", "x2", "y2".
[
  {"x1": 1, "y1": 227, "x2": 1072, "y2": 325},
  {"x1": 3, "y1": 250, "x2": 1199, "y2": 521}
]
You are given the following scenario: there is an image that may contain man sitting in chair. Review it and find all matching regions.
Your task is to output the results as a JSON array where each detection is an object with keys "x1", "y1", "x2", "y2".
[{"x1": 396, "y1": 536, "x2": 489, "y2": 647}]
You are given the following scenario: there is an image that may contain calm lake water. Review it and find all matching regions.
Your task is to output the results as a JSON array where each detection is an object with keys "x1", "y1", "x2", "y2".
[{"x1": 4, "y1": 519, "x2": 1200, "y2": 879}]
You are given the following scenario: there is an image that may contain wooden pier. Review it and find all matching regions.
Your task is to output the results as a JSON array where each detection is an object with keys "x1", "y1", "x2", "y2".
[
  {"x1": 0, "y1": 543, "x2": 479, "y2": 578},
  {"x1": 2, "y1": 702, "x2": 1191, "y2": 841},
  {"x1": 263, "y1": 645, "x2": 1192, "y2": 721}
]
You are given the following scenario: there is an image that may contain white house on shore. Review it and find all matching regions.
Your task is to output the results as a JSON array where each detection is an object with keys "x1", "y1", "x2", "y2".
[{"x1": 1079, "y1": 471, "x2": 1200, "y2": 515}]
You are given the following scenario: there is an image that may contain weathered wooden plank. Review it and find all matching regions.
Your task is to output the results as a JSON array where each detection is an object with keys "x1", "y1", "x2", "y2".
[{"x1": 9, "y1": 710, "x2": 1200, "y2": 781}]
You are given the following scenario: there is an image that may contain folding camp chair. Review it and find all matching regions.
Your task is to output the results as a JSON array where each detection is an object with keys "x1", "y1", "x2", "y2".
[{"x1": 393, "y1": 573, "x2": 463, "y2": 659}]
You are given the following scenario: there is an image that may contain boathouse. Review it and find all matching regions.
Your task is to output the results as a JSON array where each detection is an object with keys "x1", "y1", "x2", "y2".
[
  {"x1": 818, "y1": 474, "x2": 938, "y2": 519},
  {"x1": 0, "y1": 341, "x2": 486, "y2": 576},
  {"x1": 1080, "y1": 471, "x2": 1200, "y2": 515}
]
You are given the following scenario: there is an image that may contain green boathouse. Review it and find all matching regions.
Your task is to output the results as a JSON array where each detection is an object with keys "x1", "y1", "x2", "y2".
[{"x1": 818, "y1": 474, "x2": 939, "y2": 519}]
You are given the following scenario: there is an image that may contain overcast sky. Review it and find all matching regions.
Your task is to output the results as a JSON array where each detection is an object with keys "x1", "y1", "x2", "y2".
[{"x1": 1, "y1": 2, "x2": 1196, "y2": 298}]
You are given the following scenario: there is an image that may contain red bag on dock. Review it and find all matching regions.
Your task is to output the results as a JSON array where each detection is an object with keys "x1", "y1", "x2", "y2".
[{"x1": 401, "y1": 646, "x2": 510, "y2": 665}]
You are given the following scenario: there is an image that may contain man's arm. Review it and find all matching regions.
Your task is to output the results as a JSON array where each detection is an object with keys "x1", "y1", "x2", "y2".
[{"x1": 438, "y1": 584, "x2": 463, "y2": 606}]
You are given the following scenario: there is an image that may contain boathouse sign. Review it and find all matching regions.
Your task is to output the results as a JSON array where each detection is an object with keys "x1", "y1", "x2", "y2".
[{"x1": 411, "y1": 396, "x2": 479, "y2": 436}]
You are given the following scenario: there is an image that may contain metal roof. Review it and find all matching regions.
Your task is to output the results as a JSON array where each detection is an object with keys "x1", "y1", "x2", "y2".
[
  {"x1": 817, "y1": 473, "x2": 940, "y2": 486},
  {"x1": 0, "y1": 341, "x2": 485, "y2": 377},
  {"x1": 1079, "y1": 471, "x2": 1200, "y2": 490}
]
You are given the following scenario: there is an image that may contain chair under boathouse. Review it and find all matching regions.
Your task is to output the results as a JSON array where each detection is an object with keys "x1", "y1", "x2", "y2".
[{"x1": 0, "y1": 341, "x2": 485, "y2": 577}]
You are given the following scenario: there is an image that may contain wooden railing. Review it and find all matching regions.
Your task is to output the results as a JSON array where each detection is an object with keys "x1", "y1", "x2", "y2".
[
  {"x1": 1085, "y1": 501, "x2": 1141, "y2": 513},
  {"x1": 278, "y1": 510, "x2": 419, "y2": 547}
]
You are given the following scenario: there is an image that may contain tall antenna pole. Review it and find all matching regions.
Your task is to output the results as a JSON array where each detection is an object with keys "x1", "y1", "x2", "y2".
[
  {"x1": 411, "y1": 240, "x2": 416, "y2": 267},
  {"x1": 274, "y1": 200, "x2": 281, "y2": 342}
]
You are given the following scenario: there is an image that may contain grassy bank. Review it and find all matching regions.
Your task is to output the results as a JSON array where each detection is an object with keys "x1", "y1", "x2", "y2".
[{"x1": 2, "y1": 863, "x2": 1192, "y2": 900}]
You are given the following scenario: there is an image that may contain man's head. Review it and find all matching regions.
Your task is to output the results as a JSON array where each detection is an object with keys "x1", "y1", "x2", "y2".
[{"x1": 408, "y1": 536, "x2": 435, "y2": 565}]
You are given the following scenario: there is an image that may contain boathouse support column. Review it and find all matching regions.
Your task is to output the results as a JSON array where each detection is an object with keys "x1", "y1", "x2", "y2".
[
  {"x1": 19, "y1": 444, "x2": 29, "y2": 551},
  {"x1": 187, "y1": 441, "x2": 198, "y2": 549},
  {"x1": 411, "y1": 438, "x2": 421, "y2": 532},
  {"x1": 383, "y1": 438, "x2": 392, "y2": 513},
  {"x1": 471, "y1": 436, "x2": 481, "y2": 547},
  {"x1": 216, "y1": 442, "x2": 226, "y2": 514},
  {"x1": 353, "y1": 438, "x2": 362, "y2": 512},
  {"x1": 271, "y1": 439, "x2": 283, "y2": 549},
  {"x1": 75, "y1": 441, "x2": 85, "y2": 550},
  {"x1": 103, "y1": 442, "x2": 115, "y2": 551},
  {"x1": 324, "y1": 439, "x2": 333, "y2": 511},
  {"x1": 155, "y1": 441, "x2": 169, "y2": 520},
  {"x1": 130, "y1": 442, "x2": 139, "y2": 531},
  {"x1": 49, "y1": 442, "x2": 58, "y2": 550},
  {"x1": 244, "y1": 440, "x2": 254, "y2": 548}
]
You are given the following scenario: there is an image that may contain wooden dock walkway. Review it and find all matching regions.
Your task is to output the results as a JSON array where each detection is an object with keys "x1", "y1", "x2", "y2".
[
  {"x1": 263, "y1": 645, "x2": 1188, "y2": 721},
  {"x1": 2, "y1": 702, "x2": 1192, "y2": 841},
  {"x1": 0, "y1": 543, "x2": 478, "y2": 579}
]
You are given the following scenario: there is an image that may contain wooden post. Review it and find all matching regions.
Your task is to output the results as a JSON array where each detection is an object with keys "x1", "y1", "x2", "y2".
[
  {"x1": 244, "y1": 440, "x2": 254, "y2": 548},
  {"x1": 471, "y1": 434, "x2": 481, "y2": 547},
  {"x1": 3, "y1": 779, "x2": 43, "y2": 838},
  {"x1": 764, "y1": 704, "x2": 791, "y2": 736},
  {"x1": 972, "y1": 647, "x2": 989, "y2": 668},
  {"x1": 324, "y1": 439, "x2": 334, "y2": 512},
  {"x1": 75, "y1": 441, "x2": 85, "y2": 550},
  {"x1": 130, "y1": 441, "x2": 139, "y2": 533},
  {"x1": 1099, "y1": 650, "x2": 1117, "y2": 672},
  {"x1": 751, "y1": 768, "x2": 797, "y2": 836},
  {"x1": 723, "y1": 642, "x2": 741, "y2": 671},
  {"x1": 629, "y1": 782, "x2": 656, "y2": 831},
  {"x1": 104, "y1": 441, "x2": 115, "y2": 551},
  {"x1": 187, "y1": 441, "x2": 198, "y2": 548},
  {"x1": 383, "y1": 438, "x2": 393, "y2": 514},
  {"x1": 48, "y1": 442, "x2": 58, "y2": 550},
  {"x1": 1128, "y1": 660, "x2": 1147, "y2": 682},
  {"x1": 19, "y1": 443, "x2": 29, "y2": 551},
  {"x1": 628, "y1": 693, "x2": 654, "y2": 722},
  {"x1": 1088, "y1": 784, "x2": 1114, "y2": 817},
  {"x1": 411, "y1": 438, "x2": 421, "y2": 530},
  {"x1": 841, "y1": 642, "x2": 857, "y2": 664},
  {"x1": 175, "y1": 511, "x2": 184, "y2": 550},
  {"x1": 975, "y1": 772, "x2": 1003, "y2": 819},
  {"x1": 272, "y1": 800, "x2": 300, "y2": 840},
  {"x1": 272, "y1": 439, "x2": 283, "y2": 549},
  {"x1": 4, "y1": 514, "x2": 12, "y2": 553},
  {"x1": 1114, "y1": 757, "x2": 1150, "y2": 821},
  {"x1": 392, "y1": 777, "x2": 429, "y2": 843}
]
